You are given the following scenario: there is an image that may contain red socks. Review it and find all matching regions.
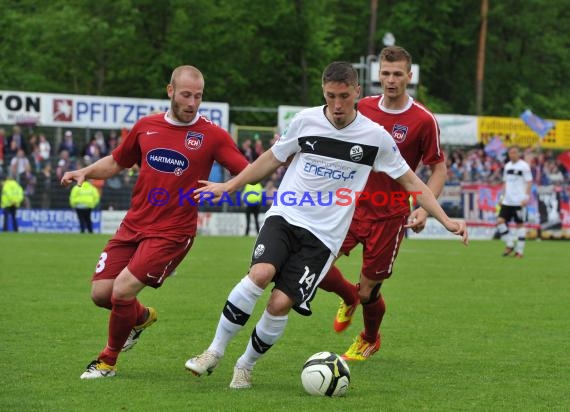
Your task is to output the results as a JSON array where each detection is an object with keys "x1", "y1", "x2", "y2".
[
  {"x1": 134, "y1": 301, "x2": 147, "y2": 326},
  {"x1": 319, "y1": 266, "x2": 359, "y2": 305},
  {"x1": 98, "y1": 297, "x2": 145, "y2": 366},
  {"x1": 362, "y1": 294, "x2": 385, "y2": 343}
]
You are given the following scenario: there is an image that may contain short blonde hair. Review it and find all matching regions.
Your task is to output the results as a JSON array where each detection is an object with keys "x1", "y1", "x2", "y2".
[{"x1": 170, "y1": 65, "x2": 203, "y2": 88}]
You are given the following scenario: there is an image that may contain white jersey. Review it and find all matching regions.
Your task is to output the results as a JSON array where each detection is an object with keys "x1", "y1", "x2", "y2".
[
  {"x1": 267, "y1": 105, "x2": 409, "y2": 255},
  {"x1": 502, "y1": 159, "x2": 532, "y2": 206}
]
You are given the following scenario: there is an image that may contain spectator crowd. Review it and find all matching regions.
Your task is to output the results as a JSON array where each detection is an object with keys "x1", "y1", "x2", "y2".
[
  {"x1": 418, "y1": 145, "x2": 568, "y2": 186},
  {"x1": 0, "y1": 126, "x2": 131, "y2": 210}
]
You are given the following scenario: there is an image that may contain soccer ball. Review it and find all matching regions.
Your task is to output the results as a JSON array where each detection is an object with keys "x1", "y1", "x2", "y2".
[{"x1": 301, "y1": 351, "x2": 350, "y2": 397}]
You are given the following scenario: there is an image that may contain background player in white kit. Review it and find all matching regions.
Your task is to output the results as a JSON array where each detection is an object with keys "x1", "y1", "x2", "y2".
[
  {"x1": 497, "y1": 145, "x2": 532, "y2": 258},
  {"x1": 184, "y1": 61, "x2": 468, "y2": 390}
]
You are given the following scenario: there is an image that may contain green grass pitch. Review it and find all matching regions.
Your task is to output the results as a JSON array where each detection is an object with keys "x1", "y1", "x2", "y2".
[{"x1": 0, "y1": 233, "x2": 568, "y2": 411}]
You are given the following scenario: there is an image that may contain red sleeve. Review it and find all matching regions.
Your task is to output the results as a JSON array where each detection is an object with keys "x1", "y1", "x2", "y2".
[
  {"x1": 420, "y1": 114, "x2": 444, "y2": 165},
  {"x1": 112, "y1": 122, "x2": 142, "y2": 168},
  {"x1": 214, "y1": 130, "x2": 249, "y2": 175}
]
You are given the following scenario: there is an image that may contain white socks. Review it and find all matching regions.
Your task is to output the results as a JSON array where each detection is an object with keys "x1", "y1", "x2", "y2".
[
  {"x1": 208, "y1": 276, "x2": 264, "y2": 356},
  {"x1": 236, "y1": 309, "x2": 288, "y2": 370},
  {"x1": 515, "y1": 227, "x2": 526, "y2": 254},
  {"x1": 498, "y1": 223, "x2": 514, "y2": 247}
]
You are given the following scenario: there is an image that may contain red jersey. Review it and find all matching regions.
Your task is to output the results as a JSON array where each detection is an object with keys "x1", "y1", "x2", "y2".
[
  {"x1": 355, "y1": 95, "x2": 444, "y2": 221},
  {"x1": 112, "y1": 112, "x2": 248, "y2": 237}
]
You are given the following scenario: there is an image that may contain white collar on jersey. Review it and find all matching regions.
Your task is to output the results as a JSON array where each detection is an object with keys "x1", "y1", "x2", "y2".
[
  {"x1": 378, "y1": 94, "x2": 413, "y2": 114},
  {"x1": 164, "y1": 110, "x2": 200, "y2": 126}
]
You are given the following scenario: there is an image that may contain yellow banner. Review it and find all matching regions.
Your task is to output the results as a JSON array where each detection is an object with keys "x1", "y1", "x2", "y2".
[{"x1": 478, "y1": 116, "x2": 570, "y2": 149}]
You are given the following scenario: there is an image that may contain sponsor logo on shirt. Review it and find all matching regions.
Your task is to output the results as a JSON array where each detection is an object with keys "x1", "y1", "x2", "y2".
[
  {"x1": 305, "y1": 140, "x2": 317, "y2": 150},
  {"x1": 185, "y1": 131, "x2": 204, "y2": 150},
  {"x1": 303, "y1": 161, "x2": 356, "y2": 181},
  {"x1": 146, "y1": 148, "x2": 189, "y2": 175},
  {"x1": 392, "y1": 124, "x2": 408, "y2": 143}
]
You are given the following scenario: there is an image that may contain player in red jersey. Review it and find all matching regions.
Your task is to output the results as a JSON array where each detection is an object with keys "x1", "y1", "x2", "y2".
[
  {"x1": 61, "y1": 65, "x2": 248, "y2": 379},
  {"x1": 319, "y1": 46, "x2": 448, "y2": 361}
]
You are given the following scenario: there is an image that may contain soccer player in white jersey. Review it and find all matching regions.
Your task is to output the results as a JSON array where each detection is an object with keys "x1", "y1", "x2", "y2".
[
  {"x1": 319, "y1": 46, "x2": 446, "y2": 361},
  {"x1": 497, "y1": 145, "x2": 532, "y2": 258},
  {"x1": 185, "y1": 61, "x2": 468, "y2": 389}
]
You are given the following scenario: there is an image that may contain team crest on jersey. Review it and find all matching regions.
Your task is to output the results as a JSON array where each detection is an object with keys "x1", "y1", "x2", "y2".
[
  {"x1": 349, "y1": 145, "x2": 364, "y2": 162},
  {"x1": 254, "y1": 244, "x2": 265, "y2": 258},
  {"x1": 392, "y1": 124, "x2": 408, "y2": 143},
  {"x1": 146, "y1": 148, "x2": 189, "y2": 175},
  {"x1": 185, "y1": 131, "x2": 204, "y2": 150}
]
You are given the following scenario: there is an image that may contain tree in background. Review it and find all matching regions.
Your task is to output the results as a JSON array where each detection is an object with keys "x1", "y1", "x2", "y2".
[{"x1": 1, "y1": 0, "x2": 568, "y2": 123}]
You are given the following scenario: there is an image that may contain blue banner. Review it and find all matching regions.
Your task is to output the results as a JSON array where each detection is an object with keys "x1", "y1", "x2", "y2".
[{"x1": 0, "y1": 209, "x2": 101, "y2": 233}]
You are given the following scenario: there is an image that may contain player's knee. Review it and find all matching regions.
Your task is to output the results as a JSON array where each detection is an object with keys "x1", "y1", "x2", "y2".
[
  {"x1": 91, "y1": 290, "x2": 112, "y2": 309},
  {"x1": 90, "y1": 281, "x2": 113, "y2": 308},
  {"x1": 248, "y1": 263, "x2": 276, "y2": 289},
  {"x1": 497, "y1": 222, "x2": 508, "y2": 234},
  {"x1": 359, "y1": 283, "x2": 382, "y2": 305},
  {"x1": 266, "y1": 290, "x2": 293, "y2": 317}
]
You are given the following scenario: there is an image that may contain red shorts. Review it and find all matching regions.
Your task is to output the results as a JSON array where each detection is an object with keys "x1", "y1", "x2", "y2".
[
  {"x1": 340, "y1": 215, "x2": 408, "y2": 281},
  {"x1": 93, "y1": 224, "x2": 194, "y2": 288}
]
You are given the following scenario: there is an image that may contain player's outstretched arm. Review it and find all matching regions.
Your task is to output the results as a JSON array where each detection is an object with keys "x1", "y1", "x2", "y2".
[
  {"x1": 396, "y1": 169, "x2": 468, "y2": 245},
  {"x1": 407, "y1": 162, "x2": 447, "y2": 233},
  {"x1": 195, "y1": 150, "x2": 283, "y2": 202},
  {"x1": 60, "y1": 155, "x2": 124, "y2": 187}
]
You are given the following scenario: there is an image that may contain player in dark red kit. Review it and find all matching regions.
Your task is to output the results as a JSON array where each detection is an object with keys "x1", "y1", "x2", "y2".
[
  {"x1": 319, "y1": 46, "x2": 447, "y2": 361},
  {"x1": 61, "y1": 65, "x2": 248, "y2": 379}
]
